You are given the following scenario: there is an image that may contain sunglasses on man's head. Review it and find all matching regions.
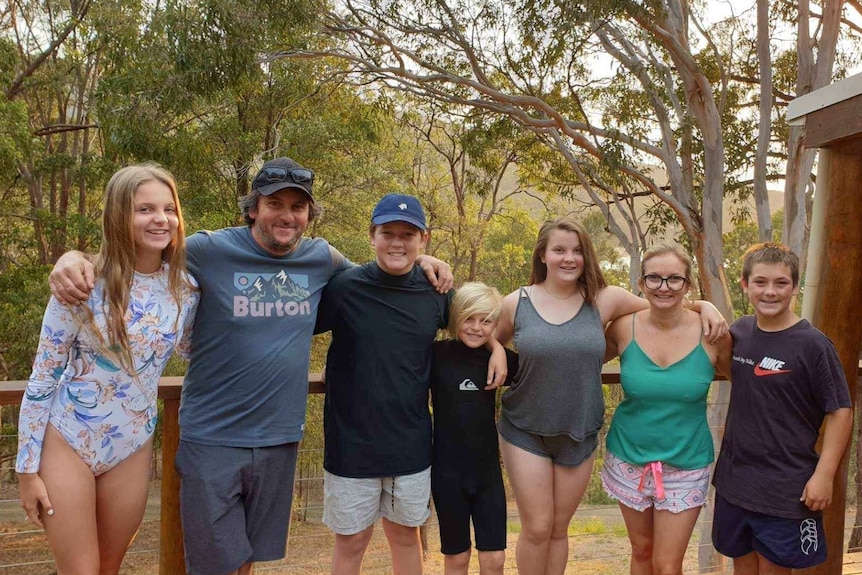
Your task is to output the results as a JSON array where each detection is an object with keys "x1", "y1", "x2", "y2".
[{"x1": 256, "y1": 166, "x2": 314, "y2": 185}]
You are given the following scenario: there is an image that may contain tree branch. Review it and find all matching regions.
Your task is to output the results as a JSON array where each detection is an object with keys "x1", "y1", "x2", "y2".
[{"x1": 5, "y1": 1, "x2": 93, "y2": 99}]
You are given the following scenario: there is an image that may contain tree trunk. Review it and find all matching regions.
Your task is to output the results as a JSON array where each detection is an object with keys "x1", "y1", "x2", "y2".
[
  {"x1": 783, "y1": 0, "x2": 842, "y2": 264},
  {"x1": 754, "y1": 0, "x2": 773, "y2": 242}
]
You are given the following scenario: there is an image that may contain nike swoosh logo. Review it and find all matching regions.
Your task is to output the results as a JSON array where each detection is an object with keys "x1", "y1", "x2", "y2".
[{"x1": 753, "y1": 365, "x2": 792, "y2": 376}]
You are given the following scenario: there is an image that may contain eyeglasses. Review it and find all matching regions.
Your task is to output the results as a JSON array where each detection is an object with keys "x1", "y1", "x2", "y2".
[
  {"x1": 642, "y1": 274, "x2": 687, "y2": 291},
  {"x1": 255, "y1": 166, "x2": 314, "y2": 186}
]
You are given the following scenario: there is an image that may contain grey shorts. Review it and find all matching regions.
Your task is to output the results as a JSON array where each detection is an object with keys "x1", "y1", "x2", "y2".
[
  {"x1": 175, "y1": 440, "x2": 299, "y2": 575},
  {"x1": 498, "y1": 413, "x2": 598, "y2": 467},
  {"x1": 322, "y1": 467, "x2": 432, "y2": 535}
]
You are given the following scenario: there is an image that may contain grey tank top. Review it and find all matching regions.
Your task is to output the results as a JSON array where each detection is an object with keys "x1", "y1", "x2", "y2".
[{"x1": 501, "y1": 287, "x2": 606, "y2": 440}]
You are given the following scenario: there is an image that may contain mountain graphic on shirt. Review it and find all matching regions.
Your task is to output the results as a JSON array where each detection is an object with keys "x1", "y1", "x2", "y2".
[{"x1": 241, "y1": 271, "x2": 310, "y2": 302}]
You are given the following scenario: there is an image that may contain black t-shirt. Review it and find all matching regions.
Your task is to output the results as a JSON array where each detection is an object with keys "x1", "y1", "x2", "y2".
[
  {"x1": 712, "y1": 316, "x2": 851, "y2": 518},
  {"x1": 316, "y1": 263, "x2": 451, "y2": 478},
  {"x1": 430, "y1": 340, "x2": 518, "y2": 476}
]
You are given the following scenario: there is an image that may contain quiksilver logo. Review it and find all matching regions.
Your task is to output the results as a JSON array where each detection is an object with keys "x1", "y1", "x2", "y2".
[{"x1": 459, "y1": 379, "x2": 479, "y2": 391}]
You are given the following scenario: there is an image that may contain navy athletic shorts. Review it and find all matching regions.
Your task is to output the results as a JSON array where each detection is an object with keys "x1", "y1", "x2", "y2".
[{"x1": 712, "y1": 492, "x2": 826, "y2": 569}]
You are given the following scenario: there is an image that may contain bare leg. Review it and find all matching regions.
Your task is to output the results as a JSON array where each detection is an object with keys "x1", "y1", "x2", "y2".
[
  {"x1": 732, "y1": 552, "x2": 760, "y2": 575},
  {"x1": 500, "y1": 437, "x2": 555, "y2": 575},
  {"x1": 651, "y1": 507, "x2": 701, "y2": 575},
  {"x1": 223, "y1": 562, "x2": 254, "y2": 575},
  {"x1": 753, "y1": 553, "x2": 791, "y2": 575},
  {"x1": 618, "y1": 504, "x2": 655, "y2": 575},
  {"x1": 443, "y1": 550, "x2": 470, "y2": 575},
  {"x1": 331, "y1": 524, "x2": 375, "y2": 575},
  {"x1": 732, "y1": 552, "x2": 792, "y2": 575},
  {"x1": 545, "y1": 456, "x2": 594, "y2": 575},
  {"x1": 477, "y1": 550, "x2": 505, "y2": 575},
  {"x1": 40, "y1": 424, "x2": 100, "y2": 575},
  {"x1": 382, "y1": 518, "x2": 423, "y2": 575},
  {"x1": 95, "y1": 438, "x2": 153, "y2": 574}
]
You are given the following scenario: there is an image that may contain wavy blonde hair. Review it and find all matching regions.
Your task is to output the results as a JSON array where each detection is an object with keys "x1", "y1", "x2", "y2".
[
  {"x1": 80, "y1": 164, "x2": 190, "y2": 373},
  {"x1": 447, "y1": 282, "x2": 503, "y2": 338}
]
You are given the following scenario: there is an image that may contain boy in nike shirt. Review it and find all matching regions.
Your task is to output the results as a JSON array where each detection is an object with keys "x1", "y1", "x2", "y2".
[{"x1": 712, "y1": 242, "x2": 852, "y2": 574}]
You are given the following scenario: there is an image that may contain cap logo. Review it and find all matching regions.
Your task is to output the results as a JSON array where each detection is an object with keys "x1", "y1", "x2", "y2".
[{"x1": 398, "y1": 203, "x2": 408, "y2": 210}]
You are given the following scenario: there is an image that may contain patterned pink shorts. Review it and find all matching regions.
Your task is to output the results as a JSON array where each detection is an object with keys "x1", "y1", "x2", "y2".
[{"x1": 600, "y1": 451, "x2": 711, "y2": 513}]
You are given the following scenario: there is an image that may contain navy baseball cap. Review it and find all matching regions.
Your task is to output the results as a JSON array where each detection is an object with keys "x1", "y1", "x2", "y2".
[
  {"x1": 251, "y1": 157, "x2": 314, "y2": 200},
  {"x1": 371, "y1": 194, "x2": 427, "y2": 230}
]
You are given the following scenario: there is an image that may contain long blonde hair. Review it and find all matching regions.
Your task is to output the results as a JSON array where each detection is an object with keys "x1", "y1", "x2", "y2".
[{"x1": 82, "y1": 164, "x2": 190, "y2": 373}]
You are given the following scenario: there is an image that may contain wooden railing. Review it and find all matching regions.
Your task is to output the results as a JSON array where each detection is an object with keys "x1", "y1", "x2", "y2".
[
  {"x1": 1, "y1": 367, "x2": 854, "y2": 575},
  {"x1": 0, "y1": 374, "x2": 328, "y2": 575}
]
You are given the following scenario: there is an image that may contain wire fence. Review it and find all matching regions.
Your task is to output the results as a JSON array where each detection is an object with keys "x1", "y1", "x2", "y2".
[{"x1": 1, "y1": 389, "x2": 859, "y2": 574}]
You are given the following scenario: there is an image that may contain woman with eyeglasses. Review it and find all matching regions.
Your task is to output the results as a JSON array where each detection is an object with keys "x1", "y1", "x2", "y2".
[
  {"x1": 495, "y1": 218, "x2": 728, "y2": 575},
  {"x1": 600, "y1": 242, "x2": 731, "y2": 575}
]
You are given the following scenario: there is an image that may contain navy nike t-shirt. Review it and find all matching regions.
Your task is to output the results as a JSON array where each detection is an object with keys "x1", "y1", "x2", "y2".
[{"x1": 712, "y1": 315, "x2": 850, "y2": 519}]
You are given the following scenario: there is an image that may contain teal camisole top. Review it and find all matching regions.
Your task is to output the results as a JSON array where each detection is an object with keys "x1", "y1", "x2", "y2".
[{"x1": 605, "y1": 313, "x2": 716, "y2": 470}]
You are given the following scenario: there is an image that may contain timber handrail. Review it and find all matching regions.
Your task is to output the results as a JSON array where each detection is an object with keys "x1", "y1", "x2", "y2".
[
  {"x1": 0, "y1": 374, "x2": 327, "y2": 575},
  {"x1": 0, "y1": 367, "x2": 641, "y2": 574},
  {"x1": 0, "y1": 366, "x2": 825, "y2": 575}
]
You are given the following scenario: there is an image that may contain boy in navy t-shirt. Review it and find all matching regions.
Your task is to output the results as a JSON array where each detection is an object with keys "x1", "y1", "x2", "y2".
[{"x1": 712, "y1": 242, "x2": 852, "y2": 574}]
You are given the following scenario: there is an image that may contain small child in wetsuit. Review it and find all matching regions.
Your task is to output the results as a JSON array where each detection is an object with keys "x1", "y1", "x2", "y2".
[{"x1": 430, "y1": 282, "x2": 519, "y2": 575}]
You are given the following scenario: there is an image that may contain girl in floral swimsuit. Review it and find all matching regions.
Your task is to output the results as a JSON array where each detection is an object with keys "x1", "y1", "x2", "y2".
[{"x1": 16, "y1": 164, "x2": 198, "y2": 575}]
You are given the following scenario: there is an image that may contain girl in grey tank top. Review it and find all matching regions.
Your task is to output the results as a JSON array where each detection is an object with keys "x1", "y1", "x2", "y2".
[{"x1": 501, "y1": 287, "x2": 606, "y2": 440}]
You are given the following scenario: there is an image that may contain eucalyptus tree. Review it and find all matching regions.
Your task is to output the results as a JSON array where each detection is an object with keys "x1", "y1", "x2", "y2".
[
  {"x1": 738, "y1": 0, "x2": 858, "y2": 256},
  {"x1": 284, "y1": 0, "x2": 746, "y2": 315},
  {"x1": 397, "y1": 104, "x2": 542, "y2": 280},
  {"x1": 2, "y1": 0, "x2": 105, "y2": 264}
]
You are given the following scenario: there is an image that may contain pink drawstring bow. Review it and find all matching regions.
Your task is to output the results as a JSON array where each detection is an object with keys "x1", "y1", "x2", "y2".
[{"x1": 637, "y1": 461, "x2": 666, "y2": 499}]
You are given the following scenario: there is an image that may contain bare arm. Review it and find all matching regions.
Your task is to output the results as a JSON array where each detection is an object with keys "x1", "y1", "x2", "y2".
[
  {"x1": 603, "y1": 318, "x2": 624, "y2": 363},
  {"x1": 800, "y1": 407, "x2": 853, "y2": 511},
  {"x1": 48, "y1": 251, "x2": 95, "y2": 305},
  {"x1": 494, "y1": 291, "x2": 518, "y2": 347},
  {"x1": 484, "y1": 339, "x2": 508, "y2": 390},
  {"x1": 594, "y1": 286, "x2": 647, "y2": 326},
  {"x1": 414, "y1": 254, "x2": 454, "y2": 293},
  {"x1": 688, "y1": 300, "x2": 729, "y2": 343},
  {"x1": 710, "y1": 332, "x2": 733, "y2": 381}
]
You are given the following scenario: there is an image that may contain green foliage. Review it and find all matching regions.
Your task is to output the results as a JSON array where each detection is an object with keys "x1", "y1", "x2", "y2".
[
  {"x1": 0, "y1": 265, "x2": 52, "y2": 380},
  {"x1": 474, "y1": 210, "x2": 538, "y2": 294},
  {"x1": 1, "y1": 414, "x2": 19, "y2": 482}
]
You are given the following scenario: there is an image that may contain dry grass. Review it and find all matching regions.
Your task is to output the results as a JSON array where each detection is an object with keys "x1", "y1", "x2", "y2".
[{"x1": 1, "y1": 479, "x2": 635, "y2": 575}]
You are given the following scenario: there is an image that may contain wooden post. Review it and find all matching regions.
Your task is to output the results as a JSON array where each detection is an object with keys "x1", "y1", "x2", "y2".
[
  {"x1": 796, "y1": 140, "x2": 862, "y2": 575},
  {"x1": 159, "y1": 381, "x2": 185, "y2": 575}
]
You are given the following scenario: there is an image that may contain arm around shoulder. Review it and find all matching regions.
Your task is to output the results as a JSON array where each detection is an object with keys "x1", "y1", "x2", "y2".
[
  {"x1": 688, "y1": 299, "x2": 729, "y2": 343},
  {"x1": 328, "y1": 245, "x2": 354, "y2": 274},
  {"x1": 49, "y1": 250, "x2": 96, "y2": 305},
  {"x1": 594, "y1": 285, "x2": 648, "y2": 326}
]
